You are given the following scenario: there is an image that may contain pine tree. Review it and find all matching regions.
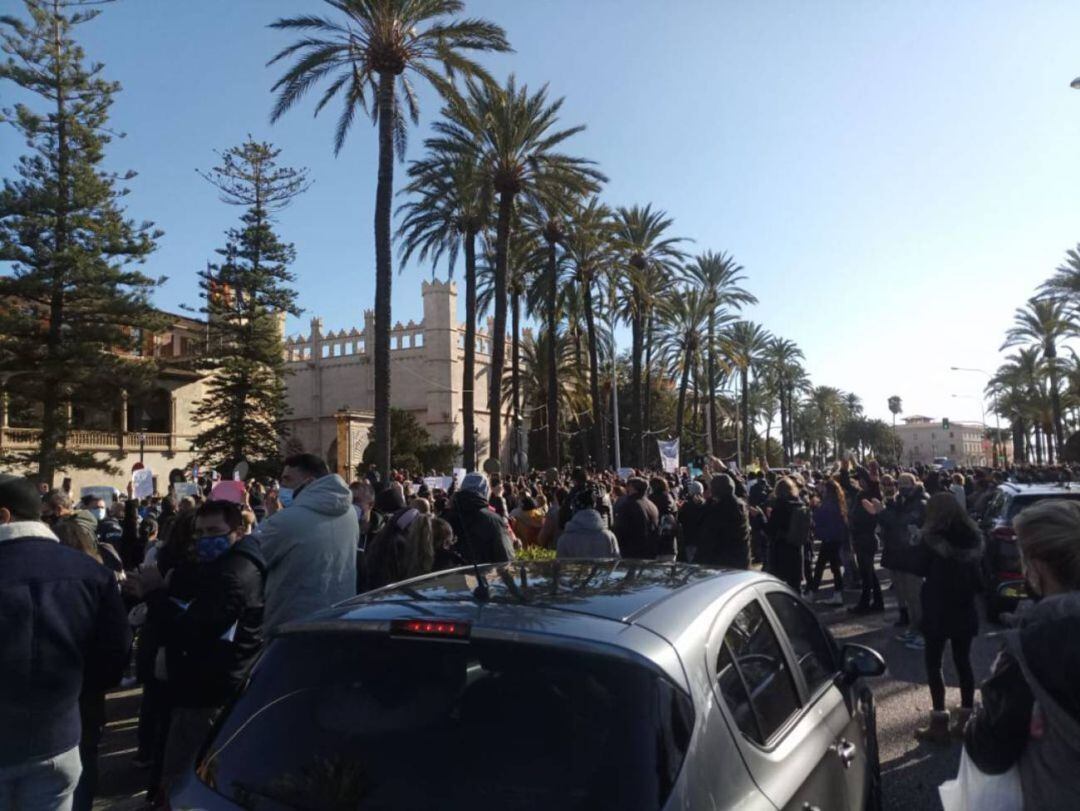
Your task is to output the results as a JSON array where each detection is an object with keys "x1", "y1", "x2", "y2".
[
  {"x1": 190, "y1": 138, "x2": 308, "y2": 473},
  {"x1": 0, "y1": 0, "x2": 163, "y2": 486}
]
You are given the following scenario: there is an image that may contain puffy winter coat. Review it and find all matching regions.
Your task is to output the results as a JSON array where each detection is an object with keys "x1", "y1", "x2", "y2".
[
  {"x1": 695, "y1": 496, "x2": 751, "y2": 569},
  {"x1": 258, "y1": 474, "x2": 359, "y2": 634},
  {"x1": 613, "y1": 492, "x2": 661, "y2": 559},
  {"x1": 966, "y1": 591, "x2": 1080, "y2": 810},
  {"x1": 556, "y1": 509, "x2": 620, "y2": 559},
  {"x1": 877, "y1": 486, "x2": 928, "y2": 572},
  {"x1": 909, "y1": 523, "x2": 983, "y2": 639},
  {"x1": 447, "y1": 490, "x2": 515, "y2": 564}
]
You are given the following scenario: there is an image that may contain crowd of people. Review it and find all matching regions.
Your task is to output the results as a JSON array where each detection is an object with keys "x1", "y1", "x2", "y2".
[{"x1": 2, "y1": 452, "x2": 1080, "y2": 808}]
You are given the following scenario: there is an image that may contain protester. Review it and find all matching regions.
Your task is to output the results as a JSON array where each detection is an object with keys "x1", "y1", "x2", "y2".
[
  {"x1": 509, "y1": 493, "x2": 546, "y2": 547},
  {"x1": 949, "y1": 472, "x2": 967, "y2": 511},
  {"x1": 909, "y1": 492, "x2": 983, "y2": 743},
  {"x1": 676, "y1": 480, "x2": 708, "y2": 562},
  {"x1": 148, "y1": 500, "x2": 265, "y2": 794},
  {"x1": 696, "y1": 474, "x2": 751, "y2": 569},
  {"x1": 364, "y1": 508, "x2": 436, "y2": 590},
  {"x1": 878, "y1": 472, "x2": 929, "y2": 646},
  {"x1": 258, "y1": 454, "x2": 358, "y2": 633},
  {"x1": 649, "y1": 476, "x2": 679, "y2": 561},
  {"x1": 843, "y1": 462, "x2": 884, "y2": 614},
  {"x1": 0, "y1": 474, "x2": 130, "y2": 811},
  {"x1": 964, "y1": 498, "x2": 1080, "y2": 807},
  {"x1": 613, "y1": 477, "x2": 662, "y2": 559},
  {"x1": 764, "y1": 476, "x2": 806, "y2": 590},
  {"x1": 809, "y1": 478, "x2": 848, "y2": 605},
  {"x1": 445, "y1": 473, "x2": 515, "y2": 563},
  {"x1": 556, "y1": 486, "x2": 620, "y2": 559}
]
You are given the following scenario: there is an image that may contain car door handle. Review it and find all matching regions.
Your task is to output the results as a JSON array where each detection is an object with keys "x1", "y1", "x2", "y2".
[{"x1": 831, "y1": 738, "x2": 857, "y2": 768}]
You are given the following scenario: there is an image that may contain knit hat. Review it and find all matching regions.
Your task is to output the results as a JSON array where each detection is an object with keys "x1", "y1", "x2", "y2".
[
  {"x1": 460, "y1": 472, "x2": 490, "y2": 501},
  {"x1": 687, "y1": 481, "x2": 704, "y2": 498},
  {"x1": 0, "y1": 474, "x2": 42, "y2": 520}
]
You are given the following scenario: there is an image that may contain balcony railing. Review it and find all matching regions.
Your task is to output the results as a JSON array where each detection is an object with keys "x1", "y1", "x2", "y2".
[{"x1": 0, "y1": 428, "x2": 175, "y2": 452}]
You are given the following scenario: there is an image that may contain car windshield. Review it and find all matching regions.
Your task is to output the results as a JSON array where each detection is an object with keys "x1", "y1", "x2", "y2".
[
  {"x1": 197, "y1": 631, "x2": 694, "y2": 811},
  {"x1": 1006, "y1": 492, "x2": 1080, "y2": 519}
]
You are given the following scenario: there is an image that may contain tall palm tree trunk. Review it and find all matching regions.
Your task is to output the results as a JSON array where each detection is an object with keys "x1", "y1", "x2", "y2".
[
  {"x1": 741, "y1": 367, "x2": 751, "y2": 466},
  {"x1": 706, "y1": 316, "x2": 717, "y2": 456},
  {"x1": 511, "y1": 287, "x2": 521, "y2": 470},
  {"x1": 582, "y1": 280, "x2": 604, "y2": 467},
  {"x1": 1048, "y1": 346, "x2": 1066, "y2": 451},
  {"x1": 462, "y1": 231, "x2": 477, "y2": 470},
  {"x1": 778, "y1": 383, "x2": 789, "y2": 464},
  {"x1": 489, "y1": 191, "x2": 513, "y2": 465},
  {"x1": 545, "y1": 240, "x2": 559, "y2": 467},
  {"x1": 372, "y1": 71, "x2": 395, "y2": 481},
  {"x1": 675, "y1": 349, "x2": 692, "y2": 448},
  {"x1": 643, "y1": 312, "x2": 655, "y2": 465},
  {"x1": 631, "y1": 309, "x2": 643, "y2": 467}
]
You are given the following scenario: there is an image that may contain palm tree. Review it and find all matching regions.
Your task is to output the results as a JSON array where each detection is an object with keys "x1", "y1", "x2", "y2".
[
  {"x1": 613, "y1": 205, "x2": 688, "y2": 465},
  {"x1": 657, "y1": 287, "x2": 726, "y2": 450},
  {"x1": 724, "y1": 321, "x2": 772, "y2": 467},
  {"x1": 267, "y1": 0, "x2": 510, "y2": 479},
  {"x1": 433, "y1": 76, "x2": 604, "y2": 464},
  {"x1": 1040, "y1": 244, "x2": 1080, "y2": 305},
  {"x1": 764, "y1": 336, "x2": 805, "y2": 462},
  {"x1": 563, "y1": 197, "x2": 614, "y2": 466},
  {"x1": 682, "y1": 251, "x2": 756, "y2": 456},
  {"x1": 1001, "y1": 296, "x2": 1076, "y2": 456},
  {"x1": 888, "y1": 395, "x2": 902, "y2": 428},
  {"x1": 397, "y1": 145, "x2": 488, "y2": 468}
]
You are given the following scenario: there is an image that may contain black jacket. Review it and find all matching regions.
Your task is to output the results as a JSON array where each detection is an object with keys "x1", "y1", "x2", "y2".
[
  {"x1": 447, "y1": 490, "x2": 514, "y2": 564},
  {"x1": 0, "y1": 526, "x2": 131, "y2": 766},
  {"x1": 696, "y1": 496, "x2": 751, "y2": 569},
  {"x1": 152, "y1": 535, "x2": 266, "y2": 708},
  {"x1": 966, "y1": 592, "x2": 1080, "y2": 809},
  {"x1": 613, "y1": 492, "x2": 662, "y2": 559},
  {"x1": 909, "y1": 523, "x2": 983, "y2": 639},
  {"x1": 877, "y1": 486, "x2": 928, "y2": 572}
]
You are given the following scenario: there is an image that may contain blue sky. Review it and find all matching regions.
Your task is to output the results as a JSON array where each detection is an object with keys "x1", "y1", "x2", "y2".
[{"x1": 10, "y1": 0, "x2": 1080, "y2": 425}]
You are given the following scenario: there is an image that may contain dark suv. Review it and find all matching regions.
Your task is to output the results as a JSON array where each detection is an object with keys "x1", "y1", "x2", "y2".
[
  {"x1": 171, "y1": 560, "x2": 887, "y2": 810},
  {"x1": 980, "y1": 482, "x2": 1080, "y2": 620}
]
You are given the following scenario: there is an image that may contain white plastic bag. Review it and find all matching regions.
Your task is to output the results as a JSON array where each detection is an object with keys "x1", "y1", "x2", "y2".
[{"x1": 939, "y1": 748, "x2": 1022, "y2": 811}]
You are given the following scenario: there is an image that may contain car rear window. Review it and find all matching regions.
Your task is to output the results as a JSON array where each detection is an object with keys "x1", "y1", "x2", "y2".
[
  {"x1": 197, "y1": 631, "x2": 694, "y2": 810},
  {"x1": 1006, "y1": 493, "x2": 1080, "y2": 519}
]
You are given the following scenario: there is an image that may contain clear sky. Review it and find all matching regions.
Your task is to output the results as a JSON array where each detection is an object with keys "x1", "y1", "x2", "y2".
[{"x1": 12, "y1": 0, "x2": 1080, "y2": 426}]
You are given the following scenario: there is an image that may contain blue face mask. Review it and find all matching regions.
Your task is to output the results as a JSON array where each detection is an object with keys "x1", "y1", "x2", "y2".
[
  {"x1": 91, "y1": 507, "x2": 107, "y2": 522},
  {"x1": 196, "y1": 534, "x2": 232, "y2": 563},
  {"x1": 277, "y1": 487, "x2": 294, "y2": 508}
]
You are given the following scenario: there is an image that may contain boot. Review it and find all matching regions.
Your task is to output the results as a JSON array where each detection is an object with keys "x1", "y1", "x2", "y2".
[
  {"x1": 914, "y1": 710, "x2": 951, "y2": 744},
  {"x1": 950, "y1": 707, "x2": 973, "y2": 739}
]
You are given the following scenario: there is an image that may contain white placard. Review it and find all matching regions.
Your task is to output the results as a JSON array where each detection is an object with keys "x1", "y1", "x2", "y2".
[
  {"x1": 617, "y1": 467, "x2": 635, "y2": 481},
  {"x1": 173, "y1": 482, "x2": 200, "y2": 500},
  {"x1": 657, "y1": 438, "x2": 680, "y2": 474},
  {"x1": 423, "y1": 476, "x2": 453, "y2": 492},
  {"x1": 453, "y1": 467, "x2": 466, "y2": 488},
  {"x1": 131, "y1": 468, "x2": 154, "y2": 499}
]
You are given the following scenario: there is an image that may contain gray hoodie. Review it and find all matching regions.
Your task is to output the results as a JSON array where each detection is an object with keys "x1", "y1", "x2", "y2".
[
  {"x1": 258, "y1": 474, "x2": 359, "y2": 633},
  {"x1": 556, "y1": 509, "x2": 620, "y2": 560}
]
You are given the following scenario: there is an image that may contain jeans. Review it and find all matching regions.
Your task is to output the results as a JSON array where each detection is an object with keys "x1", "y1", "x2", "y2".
[
  {"x1": 810, "y1": 542, "x2": 845, "y2": 595},
  {"x1": 160, "y1": 706, "x2": 216, "y2": 797},
  {"x1": 853, "y1": 540, "x2": 882, "y2": 608},
  {"x1": 73, "y1": 692, "x2": 105, "y2": 811},
  {"x1": 924, "y1": 634, "x2": 975, "y2": 711},
  {"x1": 893, "y1": 571, "x2": 923, "y2": 629},
  {"x1": 0, "y1": 746, "x2": 82, "y2": 811}
]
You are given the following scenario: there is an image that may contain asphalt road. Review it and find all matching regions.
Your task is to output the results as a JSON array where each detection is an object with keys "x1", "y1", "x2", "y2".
[{"x1": 93, "y1": 563, "x2": 1004, "y2": 810}]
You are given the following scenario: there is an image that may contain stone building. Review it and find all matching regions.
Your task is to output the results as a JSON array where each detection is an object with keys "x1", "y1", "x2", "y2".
[
  {"x1": 894, "y1": 415, "x2": 993, "y2": 466},
  {"x1": 0, "y1": 312, "x2": 212, "y2": 494},
  {"x1": 281, "y1": 279, "x2": 513, "y2": 477}
]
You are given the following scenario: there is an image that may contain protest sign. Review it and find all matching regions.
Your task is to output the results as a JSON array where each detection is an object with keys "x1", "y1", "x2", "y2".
[
  {"x1": 657, "y1": 438, "x2": 680, "y2": 473},
  {"x1": 80, "y1": 486, "x2": 118, "y2": 504},
  {"x1": 210, "y1": 480, "x2": 246, "y2": 504},
  {"x1": 173, "y1": 482, "x2": 199, "y2": 500},
  {"x1": 132, "y1": 468, "x2": 154, "y2": 499}
]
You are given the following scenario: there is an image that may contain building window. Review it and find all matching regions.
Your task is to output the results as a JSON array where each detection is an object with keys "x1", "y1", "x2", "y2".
[
  {"x1": 950, "y1": 432, "x2": 954, "y2": 439},
  {"x1": 951, "y1": 444, "x2": 956, "y2": 453}
]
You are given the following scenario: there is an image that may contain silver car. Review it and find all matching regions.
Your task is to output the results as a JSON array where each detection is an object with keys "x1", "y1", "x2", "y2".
[{"x1": 172, "y1": 560, "x2": 886, "y2": 810}]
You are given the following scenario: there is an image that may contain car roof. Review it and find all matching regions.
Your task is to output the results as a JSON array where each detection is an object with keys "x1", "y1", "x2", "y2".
[
  {"x1": 334, "y1": 559, "x2": 756, "y2": 622},
  {"x1": 998, "y1": 482, "x2": 1080, "y2": 496}
]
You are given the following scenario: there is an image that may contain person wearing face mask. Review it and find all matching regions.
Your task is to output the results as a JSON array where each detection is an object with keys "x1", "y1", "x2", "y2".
[
  {"x1": 148, "y1": 499, "x2": 265, "y2": 797},
  {"x1": 878, "y1": 472, "x2": 929, "y2": 646},
  {"x1": 257, "y1": 454, "x2": 358, "y2": 634},
  {"x1": 964, "y1": 499, "x2": 1080, "y2": 809}
]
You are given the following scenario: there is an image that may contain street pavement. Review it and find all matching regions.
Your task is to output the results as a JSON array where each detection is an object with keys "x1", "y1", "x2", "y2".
[{"x1": 93, "y1": 562, "x2": 1003, "y2": 810}]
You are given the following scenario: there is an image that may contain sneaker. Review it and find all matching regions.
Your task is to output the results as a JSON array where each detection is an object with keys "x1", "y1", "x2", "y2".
[{"x1": 905, "y1": 635, "x2": 926, "y2": 650}]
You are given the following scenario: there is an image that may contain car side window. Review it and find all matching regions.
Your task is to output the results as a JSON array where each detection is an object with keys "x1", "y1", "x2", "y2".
[
  {"x1": 766, "y1": 592, "x2": 838, "y2": 696},
  {"x1": 716, "y1": 641, "x2": 759, "y2": 741},
  {"x1": 719, "y1": 599, "x2": 801, "y2": 744}
]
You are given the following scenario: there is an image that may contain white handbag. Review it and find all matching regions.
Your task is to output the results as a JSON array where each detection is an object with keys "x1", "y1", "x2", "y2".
[{"x1": 939, "y1": 748, "x2": 1022, "y2": 811}]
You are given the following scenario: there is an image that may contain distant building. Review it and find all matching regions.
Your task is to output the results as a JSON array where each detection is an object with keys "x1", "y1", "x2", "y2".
[
  {"x1": 0, "y1": 312, "x2": 211, "y2": 493},
  {"x1": 894, "y1": 415, "x2": 994, "y2": 466},
  {"x1": 281, "y1": 279, "x2": 513, "y2": 477}
]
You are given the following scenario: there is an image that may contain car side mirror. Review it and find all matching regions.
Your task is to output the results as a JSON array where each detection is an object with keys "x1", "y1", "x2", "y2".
[
  {"x1": 841, "y1": 643, "x2": 886, "y2": 682},
  {"x1": 997, "y1": 579, "x2": 1027, "y2": 600}
]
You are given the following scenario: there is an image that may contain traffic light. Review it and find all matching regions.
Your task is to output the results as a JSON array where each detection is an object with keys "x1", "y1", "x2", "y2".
[{"x1": 942, "y1": 418, "x2": 950, "y2": 430}]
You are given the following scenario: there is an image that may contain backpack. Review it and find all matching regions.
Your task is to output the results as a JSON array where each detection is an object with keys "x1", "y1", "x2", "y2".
[{"x1": 786, "y1": 504, "x2": 812, "y2": 547}]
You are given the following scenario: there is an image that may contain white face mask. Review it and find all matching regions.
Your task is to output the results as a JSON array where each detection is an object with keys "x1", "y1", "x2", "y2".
[{"x1": 91, "y1": 507, "x2": 107, "y2": 521}]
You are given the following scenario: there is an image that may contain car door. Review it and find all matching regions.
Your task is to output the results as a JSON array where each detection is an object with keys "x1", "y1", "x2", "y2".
[
  {"x1": 707, "y1": 590, "x2": 849, "y2": 811},
  {"x1": 761, "y1": 587, "x2": 868, "y2": 810}
]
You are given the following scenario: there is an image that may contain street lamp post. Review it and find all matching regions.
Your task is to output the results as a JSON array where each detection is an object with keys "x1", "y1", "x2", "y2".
[{"x1": 608, "y1": 273, "x2": 621, "y2": 472}]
